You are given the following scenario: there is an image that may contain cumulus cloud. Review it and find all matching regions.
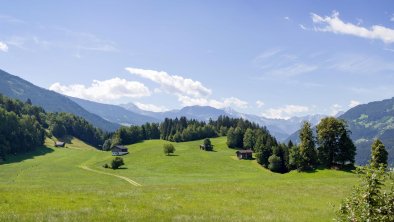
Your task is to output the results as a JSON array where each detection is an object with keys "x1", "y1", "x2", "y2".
[
  {"x1": 0, "y1": 41, "x2": 8, "y2": 52},
  {"x1": 261, "y1": 105, "x2": 309, "y2": 119},
  {"x1": 311, "y1": 11, "x2": 394, "y2": 44},
  {"x1": 49, "y1": 77, "x2": 151, "y2": 103},
  {"x1": 125, "y1": 67, "x2": 212, "y2": 98},
  {"x1": 134, "y1": 102, "x2": 169, "y2": 112},
  {"x1": 256, "y1": 100, "x2": 265, "y2": 108},
  {"x1": 125, "y1": 67, "x2": 248, "y2": 110},
  {"x1": 178, "y1": 95, "x2": 248, "y2": 109},
  {"x1": 348, "y1": 100, "x2": 361, "y2": 108}
]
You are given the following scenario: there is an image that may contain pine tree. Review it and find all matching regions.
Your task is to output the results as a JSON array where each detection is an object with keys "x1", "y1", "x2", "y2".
[
  {"x1": 243, "y1": 128, "x2": 255, "y2": 149},
  {"x1": 370, "y1": 139, "x2": 388, "y2": 168},
  {"x1": 298, "y1": 121, "x2": 317, "y2": 170}
]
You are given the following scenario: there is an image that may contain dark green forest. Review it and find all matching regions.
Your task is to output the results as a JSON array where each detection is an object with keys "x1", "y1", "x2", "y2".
[{"x1": 0, "y1": 94, "x2": 107, "y2": 159}]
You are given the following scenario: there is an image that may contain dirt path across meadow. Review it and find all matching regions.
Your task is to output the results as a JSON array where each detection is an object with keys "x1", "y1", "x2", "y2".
[{"x1": 79, "y1": 165, "x2": 142, "y2": 186}]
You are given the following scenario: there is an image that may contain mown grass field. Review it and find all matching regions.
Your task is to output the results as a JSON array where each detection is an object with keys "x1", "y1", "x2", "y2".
[{"x1": 0, "y1": 137, "x2": 358, "y2": 221}]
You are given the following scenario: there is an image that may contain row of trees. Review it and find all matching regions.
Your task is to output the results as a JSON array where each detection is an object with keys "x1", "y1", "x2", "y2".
[
  {"x1": 102, "y1": 123, "x2": 160, "y2": 150},
  {"x1": 225, "y1": 117, "x2": 358, "y2": 173},
  {"x1": 159, "y1": 116, "x2": 263, "y2": 144},
  {"x1": 289, "y1": 117, "x2": 356, "y2": 172}
]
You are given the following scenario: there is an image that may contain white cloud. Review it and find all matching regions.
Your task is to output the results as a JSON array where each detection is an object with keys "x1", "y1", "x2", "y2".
[
  {"x1": 311, "y1": 11, "x2": 394, "y2": 44},
  {"x1": 284, "y1": 16, "x2": 290, "y2": 21},
  {"x1": 330, "y1": 104, "x2": 342, "y2": 116},
  {"x1": 261, "y1": 105, "x2": 309, "y2": 119},
  {"x1": 299, "y1": 24, "x2": 307, "y2": 30},
  {"x1": 269, "y1": 63, "x2": 318, "y2": 77},
  {"x1": 391, "y1": 14, "x2": 394, "y2": 22},
  {"x1": 348, "y1": 100, "x2": 361, "y2": 108},
  {"x1": 256, "y1": 100, "x2": 265, "y2": 108},
  {"x1": 125, "y1": 67, "x2": 248, "y2": 110},
  {"x1": 178, "y1": 95, "x2": 248, "y2": 109},
  {"x1": 125, "y1": 67, "x2": 212, "y2": 98},
  {"x1": 134, "y1": 102, "x2": 168, "y2": 112},
  {"x1": 0, "y1": 41, "x2": 8, "y2": 52},
  {"x1": 49, "y1": 77, "x2": 151, "y2": 103}
]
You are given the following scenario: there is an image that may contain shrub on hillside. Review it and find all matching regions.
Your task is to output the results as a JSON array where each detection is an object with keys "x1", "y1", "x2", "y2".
[
  {"x1": 163, "y1": 143, "x2": 175, "y2": 156},
  {"x1": 111, "y1": 157, "x2": 124, "y2": 169},
  {"x1": 268, "y1": 154, "x2": 282, "y2": 173}
]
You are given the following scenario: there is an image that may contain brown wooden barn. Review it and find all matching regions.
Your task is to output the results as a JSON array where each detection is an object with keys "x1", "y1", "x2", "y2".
[{"x1": 236, "y1": 150, "x2": 253, "y2": 160}]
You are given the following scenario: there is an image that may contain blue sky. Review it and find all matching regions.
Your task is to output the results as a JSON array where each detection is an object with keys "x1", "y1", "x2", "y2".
[{"x1": 1, "y1": 0, "x2": 394, "y2": 119}]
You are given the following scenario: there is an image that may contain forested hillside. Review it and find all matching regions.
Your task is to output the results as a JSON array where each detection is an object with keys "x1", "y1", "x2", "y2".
[
  {"x1": 339, "y1": 97, "x2": 394, "y2": 165},
  {"x1": 0, "y1": 94, "x2": 107, "y2": 160}
]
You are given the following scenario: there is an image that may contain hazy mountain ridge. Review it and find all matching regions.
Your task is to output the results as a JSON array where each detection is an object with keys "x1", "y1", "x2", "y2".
[
  {"x1": 69, "y1": 97, "x2": 160, "y2": 126},
  {"x1": 0, "y1": 69, "x2": 120, "y2": 132}
]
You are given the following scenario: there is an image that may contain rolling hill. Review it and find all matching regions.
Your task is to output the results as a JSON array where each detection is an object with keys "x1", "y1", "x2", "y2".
[
  {"x1": 0, "y1": 137, "x2": 357, "y2": 221},
  {"x1": 0, "y1": 69, "x2": 119, "y2": 132}
]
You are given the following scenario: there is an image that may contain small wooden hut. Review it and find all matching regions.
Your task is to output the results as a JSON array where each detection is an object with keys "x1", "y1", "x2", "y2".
[
  {"x1": 236, "y1": 150, "x2": 253, "y2": 160},
  {"x1": 111, "y1": 145, "x2": 129, "y2": 156}
]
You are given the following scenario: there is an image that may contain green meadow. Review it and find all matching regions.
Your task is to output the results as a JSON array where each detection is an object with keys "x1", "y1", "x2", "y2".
[{"x1": 0, "y1": 137, "x2": 358, "y2": 221}]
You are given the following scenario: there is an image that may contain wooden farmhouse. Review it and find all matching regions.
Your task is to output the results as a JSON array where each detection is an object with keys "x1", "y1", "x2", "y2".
[
  {"x1": 111, "y1": 145, "x2": 129, "y2": 156},
  {"x1": 54, "y1": 141, "x2": 66, "y2": 147},
  {"x1": 236, "y1": 150, "x2": 253, "y2": 160}
]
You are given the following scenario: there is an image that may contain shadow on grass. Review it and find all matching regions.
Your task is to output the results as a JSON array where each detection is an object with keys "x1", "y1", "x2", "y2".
[
  {"x1": 302, "y1": 165, "x2": 356, "y2": 174},
  {"x1": 0, "y1": 146, "x2": 54, "y2": 165},
  {"x1": 166, "y1": 154, "x2": 179, "y2": 157},
  {"x1": 202, "y1": 150, "x2": 217, "y2": 152},
  {"x1": 113, "y1": 167, "x2": 128, "y2": 170}
]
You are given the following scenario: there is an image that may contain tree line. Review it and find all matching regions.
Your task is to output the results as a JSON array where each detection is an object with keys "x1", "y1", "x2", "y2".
[{"x1": 226, "y1": 116, "x2": 358, "y2": 173}]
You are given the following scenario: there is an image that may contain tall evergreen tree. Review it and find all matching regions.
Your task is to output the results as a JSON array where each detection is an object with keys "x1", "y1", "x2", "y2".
[
  {"x1": 298, "y1": 121, "x2": 317, "y2": 170},
  {"x1": 370, "y1": 139, "x2": 388, "y2": 168},
  {"x1": 243, "y1": 128, "x2": 255, "y2": 150}
]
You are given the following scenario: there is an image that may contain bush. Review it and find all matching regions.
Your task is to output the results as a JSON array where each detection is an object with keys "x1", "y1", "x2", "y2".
[
  {"x1": 111, "y1": 157, "x2": 124, "y2": 169},
  {"x1": 163, "y1": 143, "x2": 175, "y2": 156},
  {"x1": 268, "y1": 154, "x2": 282, "y2": 173},
  {"x1": 203, "y1": 138, "x2": 213, "y2": 151},
  {"x1": 102, "y1": 163, "x2": 109, "y2": 168},
  {"x1": 336, "y1": 165, "x2": 394, "y2": 221}
]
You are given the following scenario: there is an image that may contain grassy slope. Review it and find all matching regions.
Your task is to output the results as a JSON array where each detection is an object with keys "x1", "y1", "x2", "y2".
[{"x1": 0, "y1": 137, "x2": 357, "y2": 221}]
